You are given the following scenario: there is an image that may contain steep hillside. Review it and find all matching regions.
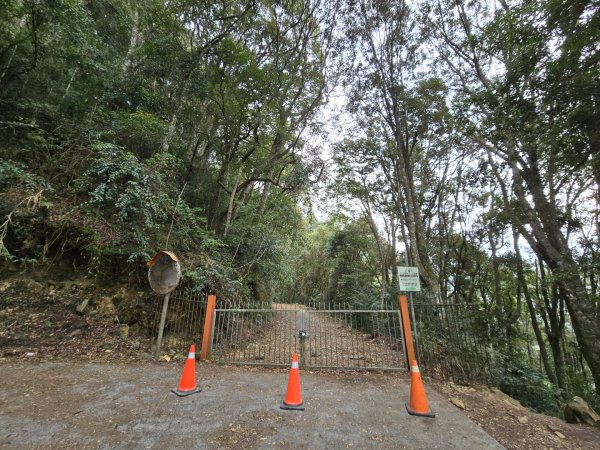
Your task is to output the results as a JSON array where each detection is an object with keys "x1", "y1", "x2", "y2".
[{"x1": 0, "y1": 275, "x2": 154, "y2": 363}]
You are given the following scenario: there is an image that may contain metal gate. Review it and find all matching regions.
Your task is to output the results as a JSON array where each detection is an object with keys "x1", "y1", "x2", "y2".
[
  {"x1": 412, "y1": 300, "x2": 493, "y2": 384},
  {"x1": 210, "y1": 302, "x2": 407, "y2": 370}
]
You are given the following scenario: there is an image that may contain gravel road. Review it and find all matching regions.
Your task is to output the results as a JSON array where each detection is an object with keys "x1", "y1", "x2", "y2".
[{"x1": 0, "y1": 361, "x2": 504, "y2": 449}]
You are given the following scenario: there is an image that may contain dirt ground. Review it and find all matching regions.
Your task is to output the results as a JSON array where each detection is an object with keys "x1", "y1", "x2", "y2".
[
  {"x1": 1, "y1": 277, "x2": 600, "y2": 449},
  {"x1": 433, "y1": 381, "x2": 600, "y2": 450}
]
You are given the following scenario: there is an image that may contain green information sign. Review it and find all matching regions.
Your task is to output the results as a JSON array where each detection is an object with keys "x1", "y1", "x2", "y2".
[{"x1": 397, "y1": 266, "x2": 421, "y2": 292}]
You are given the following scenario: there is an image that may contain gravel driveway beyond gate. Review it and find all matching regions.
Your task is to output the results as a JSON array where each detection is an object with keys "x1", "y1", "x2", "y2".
[{"x1": 211, "y1": 303, "x2": 407, "y2": 370}]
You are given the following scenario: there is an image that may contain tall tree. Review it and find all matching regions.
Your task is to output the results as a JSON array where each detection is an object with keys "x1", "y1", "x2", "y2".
[
  {"x1": 427, "y1": 0, "x2": 600, "y2": 391},
  {"x1": 343, "y1": 0, "x2": 452, "y2": 299}
]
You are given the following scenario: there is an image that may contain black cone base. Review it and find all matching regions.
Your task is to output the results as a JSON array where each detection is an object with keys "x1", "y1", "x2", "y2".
[
  {"x1": 405, "y1": 402, "x2": 435, "y2": 418},
  {"x1": 172, "y1": 386, "x2": 201, "y2": 397},
  {"x1": 280, "y1": 400, "x2": 305, "y2": 411}
]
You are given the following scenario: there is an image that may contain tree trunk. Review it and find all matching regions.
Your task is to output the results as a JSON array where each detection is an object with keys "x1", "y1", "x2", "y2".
[
  {"x1": 121, "y1": 6, "x2": 139, "y2": 74},
  {"x1": 161, "y1": 113, "x2": 178, "y2": 154},
  {"x1": 257, "y1": 168, "x2": 275, "y2": 217},
  {"x1": 524, "y1": 261, "x2": 557, "y2": 385},
  {"x1": 511, "y1": 162, "x2": 600, "y2": 393},
  {"x1": 391, "y1": 219, "x2": 398, "y2": 291},
  {"x1": 362, "y1": 203, "x2": 387, "y2": 308},
  {"x1": 524, "y1": 293, "x2": 556, "y2": 384},
  {"x1": 223, "y1": 166, "x2": 243, "y2": 238},
  {"x1": 61, "y1": 68, "x2": 78, "y2": 101},
  {"x1": 547, "y1": 328, "x2": 569, "y2": 396},
  {"x1": 487, "y1": 223, "x2": 503, "y2": 321},
  {"x1": 395, "y1": 139, "x2": 440, "y2": 300},
  {"x1": 538, "y1": 259, "x2": 568, "y2": 394}
]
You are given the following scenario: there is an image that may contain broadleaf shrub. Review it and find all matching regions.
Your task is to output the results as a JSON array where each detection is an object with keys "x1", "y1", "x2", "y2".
[
  {"x1": 492, "y1": 352, "x2": 562, "y2": 416},
  {"x1": 77, "y1": 142, "x2": 168, "y2": 245}
]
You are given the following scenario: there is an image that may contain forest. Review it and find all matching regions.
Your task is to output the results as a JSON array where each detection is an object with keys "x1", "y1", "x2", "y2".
[{"x1": 0, "y1": 0, "x2": 598, "y2": 417}]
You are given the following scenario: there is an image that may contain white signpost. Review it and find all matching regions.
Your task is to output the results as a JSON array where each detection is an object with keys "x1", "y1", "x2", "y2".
[
  {"x1": 397, "y1": 266, "x2": 421, "y2": 367},
  {"x1": 397, "y1": 266, "x2": 421, "y2": 292}
]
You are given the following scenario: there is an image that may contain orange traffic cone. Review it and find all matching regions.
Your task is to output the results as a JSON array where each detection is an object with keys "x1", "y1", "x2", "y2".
[
  {"x1": 172, "y1": 344, "x2": 201, "y2": 397},
  {"x1": 405, "y1": 360, "x2": 435, "y2": 417},
  {"x1": 280, "y1": 353, "x2": 304, "y2": 410}
]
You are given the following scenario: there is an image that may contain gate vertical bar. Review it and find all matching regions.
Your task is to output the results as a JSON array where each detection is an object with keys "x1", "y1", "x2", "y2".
[{"x1": 299, "y1": 309, "x2": 306, "y2": 368}]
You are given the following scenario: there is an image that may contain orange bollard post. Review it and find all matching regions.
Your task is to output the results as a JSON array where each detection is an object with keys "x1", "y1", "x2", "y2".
[
  {"x1": 398, "y1": 294, "x2": 416, "y2": 369},
  {"x1": 201, "y1": 294, "x2": 217, "y2": 360},
  {"x1": 280, "y1": 353, "x2": 304, "y2": 411}
]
